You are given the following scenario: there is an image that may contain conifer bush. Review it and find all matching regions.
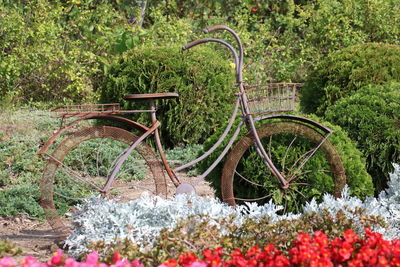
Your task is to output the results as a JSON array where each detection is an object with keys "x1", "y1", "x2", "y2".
[
  {"x1": 300, "y1": 43, "x2": 400, "y2": 116},
  {"x1": 325, "y1": 83, "x2": 400, "y2": 192},
  {"x1": 100, "y1": 46, "x2": 235, "y2": 146}
]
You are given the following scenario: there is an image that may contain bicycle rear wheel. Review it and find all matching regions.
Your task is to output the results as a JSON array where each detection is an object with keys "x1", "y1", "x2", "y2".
[
  {"x1": 40, "y1": 126, "x2": 167, "y2": 237},
  {"x1": 221, "y1": 121, "x2": 345, "y2": 213}
]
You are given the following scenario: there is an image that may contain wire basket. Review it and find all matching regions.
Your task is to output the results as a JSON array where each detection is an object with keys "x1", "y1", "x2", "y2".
[{"x1": 245, "y1": 83, "x2": 300, "y2": 115}]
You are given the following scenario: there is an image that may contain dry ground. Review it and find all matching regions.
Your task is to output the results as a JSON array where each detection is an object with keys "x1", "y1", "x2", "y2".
[{"x1": 0, "y1": 175, "x2": 215, "y2": 262}]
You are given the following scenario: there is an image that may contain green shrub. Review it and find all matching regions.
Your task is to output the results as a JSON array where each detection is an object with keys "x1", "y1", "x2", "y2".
[
  {"x1": 100, "y1": 46, "x2": 235, "y2": 146},
  {"x1": 300, "y1": 43, "x2": 400, "y2": 115},
  {"x1": 198, "y1": 113, "x2": 374, "y2": 209},
  {"x1": 325, "y1": 83, "x2": 400, "y2": 193},
  {"x1": 153, "y1": 0, "x2": 400, "y2": 84}
]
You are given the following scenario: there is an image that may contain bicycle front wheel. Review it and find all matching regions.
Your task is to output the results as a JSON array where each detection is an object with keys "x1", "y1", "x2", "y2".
[
  {"x1": 221, "y1": 121, "x2": 345, "y2": 213},
  {"x1": 40, "y1": 126, "x2": 167, "y2": 237}
]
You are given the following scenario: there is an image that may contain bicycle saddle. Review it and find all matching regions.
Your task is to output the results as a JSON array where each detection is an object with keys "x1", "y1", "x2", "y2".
[{"x1": 124, "y1": 93, "x2": 179, "y2": 101}]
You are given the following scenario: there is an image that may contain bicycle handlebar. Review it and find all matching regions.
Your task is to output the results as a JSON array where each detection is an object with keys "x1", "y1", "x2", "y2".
[
  {"x1": 182, "y1": 37, "x2": 241, "y2": 83},
  {"x1": 203, "y1": 25, "x2": 244, "y2": 67},
  {"x1": 182, "y1": 38, "x2": 212, "y2": 51},
  {"x1": 203, "y1": 25, "x2": 229, "y2": 34},
  {"x1": 182, "y1": 33, "x2": 243, "y2": 83}
]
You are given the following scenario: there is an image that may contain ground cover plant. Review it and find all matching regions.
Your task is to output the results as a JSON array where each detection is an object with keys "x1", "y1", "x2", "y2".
[
  {"x1": 0, "y1": 109, "x2": 58, "y2": 217},
  {"x1": 0, "y1": 240, "x2": 22, "y2": 258}
]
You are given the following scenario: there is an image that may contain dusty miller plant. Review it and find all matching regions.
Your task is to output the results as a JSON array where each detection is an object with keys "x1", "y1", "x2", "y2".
[{"x1": 66, "y1": 164, "x2": 400, "y2": 257}]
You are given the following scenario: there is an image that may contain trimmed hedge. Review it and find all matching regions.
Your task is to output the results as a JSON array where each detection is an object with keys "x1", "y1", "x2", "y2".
[
  {"x1": 100, "y1": 46, "x2": 235, "y2": 146},
  {"x1": 198, "y1": 113, "x2": 374, "y2": 209},
  {"x1": 300, "y1": 43, "x2": 400, "y2": 116},
  {"x1": 325, "y1": 82, "x2": 400, "y2": 193}
]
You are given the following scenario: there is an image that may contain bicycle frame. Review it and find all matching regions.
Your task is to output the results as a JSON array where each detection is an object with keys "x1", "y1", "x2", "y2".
[
  {"x1": 107, "y1": 25, "x2": 333, "y2": 194},
  {"x1": 39, "y1": 25, "x2": 334, "y2": 196}
]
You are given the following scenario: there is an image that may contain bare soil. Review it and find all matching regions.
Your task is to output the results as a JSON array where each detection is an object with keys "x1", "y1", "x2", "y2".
[{"x1": 0, "y1": 175, "x2": 215, "y2": 262}]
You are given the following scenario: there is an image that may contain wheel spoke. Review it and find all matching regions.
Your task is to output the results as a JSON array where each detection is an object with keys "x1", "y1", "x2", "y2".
[
  {"x1": 287, "y1": 149, "x2": 313, "y2": 177},
  {"x1": 288, "y1": 190, "x2": 300, "y2": 213},
  {"x1": 78, "y1": 148, "x2": 90, "y2": 178},
  {"x1": 291, "y1": 187, "x2": 308, "y2": 200},
  {"x1": 293, "y1": 169, "x2": 333, "y2": 180},
  {"x1": 47, "y1": 153, "x2": 103, "y2": 192},
  {"x1": 289, "y1": 134, "x2": 330, "y2": 181},
  {"x1": 96, "y1": 138, "x2": 106, "y2": 178},
  {"x1": 282, "y1": 135, "x2": 297, "y2": 172},
  {"x1": 233, "y1": 193, "x2": 273, "y2": 202},
  {"x1": 234, "y1": 170, "x2": 265, "y2": 187},
  {"x1": 54, "y1": 191, "x2": 88, "y2": 201},
  {"x1": 114, "y1": 165, "x2": 148, "y2": 180},
  {"x1": 268, "y1": 135, "x2": 273, "y2": 159}
]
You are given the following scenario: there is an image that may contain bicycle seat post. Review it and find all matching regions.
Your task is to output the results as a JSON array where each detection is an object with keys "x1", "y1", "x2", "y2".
[{"x1": 148, "y1": 99, "x2": 157, "y2": 125}]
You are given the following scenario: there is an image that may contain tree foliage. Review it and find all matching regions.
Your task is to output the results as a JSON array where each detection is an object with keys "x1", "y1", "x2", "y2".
[
  {"x1": 2, "y1": 0, "x2": 400, "y2": 106},
  {"x1": 0, "y1": 0, "x2": 137, "y2": 104}
]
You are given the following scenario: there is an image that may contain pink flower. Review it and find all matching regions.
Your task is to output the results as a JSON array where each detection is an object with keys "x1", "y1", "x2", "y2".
[
  {"x1": 0, "y1": 256, "x2": 16, "y2": 267},
  {"x1": 188, "y1": 262, "x2": 206, "y2": 267},
  {"x1": 85, "y1": 251, "x2": 99, "y2": 265}
]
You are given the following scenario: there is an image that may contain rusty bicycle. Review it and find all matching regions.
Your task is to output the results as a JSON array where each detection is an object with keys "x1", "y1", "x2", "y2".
[{"x1": 39, "y1": 25, "x2": 346, "y2": 237}]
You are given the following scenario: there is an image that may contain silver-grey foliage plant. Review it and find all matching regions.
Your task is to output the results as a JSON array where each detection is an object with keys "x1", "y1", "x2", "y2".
[{"x1": 66, "y1": 164, "x2": 400, "y2": 257}]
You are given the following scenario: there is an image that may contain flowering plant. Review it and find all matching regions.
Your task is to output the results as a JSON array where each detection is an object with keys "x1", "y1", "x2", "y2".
[
  {"x1": 2, "y1": 229, "x2": 400, "y2": 267},
  {"x1": 0, "y1": 250, "x2": 143, "y2": 267},
  {"x1": 160, "y1": 229, "x2": 400, "y2": 267}
]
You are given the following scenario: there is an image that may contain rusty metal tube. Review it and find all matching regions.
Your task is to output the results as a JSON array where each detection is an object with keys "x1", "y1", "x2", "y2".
[
  {"x1": 103, "y1": 121, "x2": 160, "y2": 193},
  {"x1": 192, "y1": 119, "x2": 245, "y2": 187},
  {"x1": 253, "y1": 114, "x2": 333, "y2": 134},
  {"x1": 174, "y1": 96, "x2": 241, "y2": 172},
  {"x1": 203, "y1": 25, "x2": 244, "y2": 83}
]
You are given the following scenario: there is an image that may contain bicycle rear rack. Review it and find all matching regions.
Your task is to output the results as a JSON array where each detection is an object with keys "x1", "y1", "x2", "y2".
[
  {"x1": 52, "y1": 103, "x2": 121, "y2": 118},
  {"x1": 52, "y1": 103, "x2": 151, "y2": 118}
]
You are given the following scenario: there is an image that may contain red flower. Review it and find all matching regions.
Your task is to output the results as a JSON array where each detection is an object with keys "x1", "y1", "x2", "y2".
[{"x1": 178, "y1": 252, "x2": 198, "y2": 266}]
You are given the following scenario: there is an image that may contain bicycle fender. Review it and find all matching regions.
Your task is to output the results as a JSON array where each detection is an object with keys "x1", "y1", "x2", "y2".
[
  {"x1": 253, "y1": 114, "x2": 333, "y2": 134},
  {"x1": 38, "y1": 114, "x2": 149, "y2": 154}
]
